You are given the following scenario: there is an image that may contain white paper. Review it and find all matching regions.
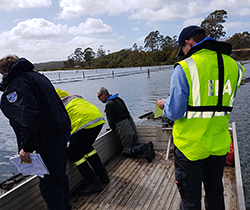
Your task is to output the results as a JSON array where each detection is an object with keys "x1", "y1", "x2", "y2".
[{"x1": 10, "y1": 154, "x2": 49, "y2": 178}]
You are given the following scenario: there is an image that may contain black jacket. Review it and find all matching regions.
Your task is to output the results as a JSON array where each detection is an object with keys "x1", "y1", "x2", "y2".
[
  {"x1": 0, "y1": 58, "x2": 71, "y2": 153},
  {"x1": 105, "y1": 96, "x2": 130, "y2": 129}
]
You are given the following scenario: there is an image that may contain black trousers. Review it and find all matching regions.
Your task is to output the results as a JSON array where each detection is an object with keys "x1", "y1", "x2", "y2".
[
  {"x1": 67, "y1": 124, "x2": 107, "y2": 183},
  {"x1": 39, "y1": 131, "x2": 71, "y2": 210},
  {"x1": 174, "y1": 147, "x2": 226, "y2": 210}
]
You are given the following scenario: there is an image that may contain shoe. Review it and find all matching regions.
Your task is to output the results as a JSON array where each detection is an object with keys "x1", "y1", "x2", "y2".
[
  {"x1": 142, "y1": 142, "x2": 155, "y2": 163},
  {"x1": 78, "y1": 179, "x2": 103, "y2": 195},
  {"x1": 100, "y1": 172, "x2": 110, "y2": 184},
  {"x1": 148, "y1": 141, "x2": 155, "y2": 158}
]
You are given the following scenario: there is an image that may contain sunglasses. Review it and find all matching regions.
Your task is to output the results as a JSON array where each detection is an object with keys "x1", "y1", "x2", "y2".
[{"x1": 98, "y1": 93, "x2": 102, "y2": 99}]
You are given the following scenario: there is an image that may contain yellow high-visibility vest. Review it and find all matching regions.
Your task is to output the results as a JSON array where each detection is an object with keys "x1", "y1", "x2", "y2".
[
  {"x1": 56, "y1": 89, "x2": 105, "y2": 135},
  {"x1": 173, "y1": 49, "x2": 245, "y2": 161}
]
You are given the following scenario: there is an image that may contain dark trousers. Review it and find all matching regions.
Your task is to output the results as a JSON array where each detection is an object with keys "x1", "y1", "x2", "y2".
[
  {"x1": 174, "y1": 147, "x2": 226, "y2": 210},
  {"x1": 67, "y1": 124, "x2": 106, "y2": 183},
  {"x1": 39, "y1": 131, "x2": 71, "y2": 210}
]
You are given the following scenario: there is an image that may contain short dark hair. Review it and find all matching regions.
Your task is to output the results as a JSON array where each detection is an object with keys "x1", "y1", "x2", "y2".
[
  {"x1": 191, "y1": 33, "x2": 206, "y2": 43},
  {"x1": 0, "y1": 55, "x2": 19, "y2": 73}
]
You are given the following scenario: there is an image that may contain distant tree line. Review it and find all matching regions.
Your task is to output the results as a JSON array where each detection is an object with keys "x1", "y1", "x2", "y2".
[{"x1": 63, "y1": 9, "x2": 250, "y2": 70}]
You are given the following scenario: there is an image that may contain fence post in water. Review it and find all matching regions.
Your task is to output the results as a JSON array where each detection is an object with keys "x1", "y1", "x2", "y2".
[
  {"x1": 148, "y1": 69, "x2": 150, "y2": 78},
  {"x1": 58, "y1": 72, "x2": 61, "y2": 79},
  {"x1": 82, "y1": 71, "x2": 85, "y2": 79},
  {"x1": 112, "y1": 71, "x2": 114, "y2": 78}
]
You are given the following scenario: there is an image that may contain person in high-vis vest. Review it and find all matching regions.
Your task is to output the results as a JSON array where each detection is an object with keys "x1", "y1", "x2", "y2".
[
  {"x1": 56, "y1": 89, "x2": 109, "y2": 196},
  {"x1": 157, "y1": 26, "x2": 245, "y2": 210}
]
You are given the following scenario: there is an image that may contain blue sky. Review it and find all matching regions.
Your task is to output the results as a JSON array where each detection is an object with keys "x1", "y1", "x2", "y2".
[{"x1": 0, "y1": 0, "x2": 249, "y2": 63}]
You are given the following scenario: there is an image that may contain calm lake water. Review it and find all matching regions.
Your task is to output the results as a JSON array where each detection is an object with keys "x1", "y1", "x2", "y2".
[{"x1": 0, "y1": 64, "x2": 250, "y2": 208}]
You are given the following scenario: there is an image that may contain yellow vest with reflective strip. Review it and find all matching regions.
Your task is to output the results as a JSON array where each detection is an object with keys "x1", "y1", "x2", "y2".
[
  {"x1": 173, "y1": 49, "x2": 245, "y2": 161},
  {"x1": 62, "y1": 95, "x2": 105, "y2": 135}
]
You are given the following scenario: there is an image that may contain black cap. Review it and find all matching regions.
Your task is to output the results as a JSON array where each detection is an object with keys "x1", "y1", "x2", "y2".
[{"x1": 176, "y1": 25, "x2": 206, "y2": 57}]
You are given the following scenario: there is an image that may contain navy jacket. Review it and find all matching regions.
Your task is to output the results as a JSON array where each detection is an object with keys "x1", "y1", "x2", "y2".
[{"x1": 0, "y1": 58, "x2": 71, "y2": 153}]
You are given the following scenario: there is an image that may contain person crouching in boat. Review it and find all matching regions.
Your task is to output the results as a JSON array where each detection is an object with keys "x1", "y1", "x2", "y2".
[
  {"x1": 97, "y1": 87, "x2": 155, "y2": 163},
  {"x1": 157, "y1": 26, "x2": 245, "y2": 210},
  {"x1": 56, "y1": 89, "x2": 109, "y2": 196}
]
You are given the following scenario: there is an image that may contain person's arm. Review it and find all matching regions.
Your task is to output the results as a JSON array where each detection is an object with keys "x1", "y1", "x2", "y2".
[
  {"x1": 158, "y1": 64, "x2": 189, "y2": 121},
  {"x1": 1, "y1": 78, "x2": 42, "y2": 154}
]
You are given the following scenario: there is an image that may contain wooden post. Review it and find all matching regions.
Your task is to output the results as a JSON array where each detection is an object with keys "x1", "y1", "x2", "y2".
[
  {"x1": 82, "y1": 71, "x2": 85, "y2": 79},
  {"x1": 148, "y1": 69, "x2": 150, "y2": 78},
  {"x1": 112, "y1": 71, "x2": 114, "y2": 78}
]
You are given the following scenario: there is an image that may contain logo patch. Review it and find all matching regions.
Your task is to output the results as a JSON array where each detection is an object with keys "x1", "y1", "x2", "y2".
[{"x1": 6, "y1": 91, "x2": 17, "y2": 103}]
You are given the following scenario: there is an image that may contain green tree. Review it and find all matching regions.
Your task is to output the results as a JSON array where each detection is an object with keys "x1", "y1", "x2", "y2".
[
  {"x1": 96, "y1": 45, "x2": 106, "y2": 58},
  {"x1": 161, "y1": 35, "x2": 178, "y2": 52},
  {"x1": 227, "y1": 31, "x2": 250, "y2": 49},
  {"x1": 63, "y1": 59, "x2": 75, "y2": 68},
  {"x1": 144, "y1": 30, "x2": 164, "y2": 52},
  {"x1": 71, "y1": 48, "x2": 84, "y2": 62},
  {"x1": 201, "y1": 9, "x2": 227, "y2": 39},
  {"x1": 83, "y1": 47, "x2": 95, "y2": 66},
  {"x1": 133, "y1": 43, "x2": 138, "y2": 51}
]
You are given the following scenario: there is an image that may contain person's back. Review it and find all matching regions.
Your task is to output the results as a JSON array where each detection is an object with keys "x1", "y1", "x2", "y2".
[
  {"x1": 0, "y1": 58, "x2": 71, "y2": 152},
  {"x1": 56, "y1": 89, "x2": 105, "y2": 134},
  {"x1": 173, "y1": 40, "x2": 243, "y2": 160},
  {"x1": 105, "y1": 96, "x2": 130, "y2": 130},
  {"x1": 157, "y1": 25, "x2": 245, "y2": 210}
]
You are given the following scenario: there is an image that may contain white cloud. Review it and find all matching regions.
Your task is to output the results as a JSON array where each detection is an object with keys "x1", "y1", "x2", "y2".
[
  {"x1": 10, "y1": 18, "x2": 68, "y2": 39},
  {"x1": 0, "y1": 18, "x2": 117, "y2": 63},
  {"x1": 58, "y1": 0, "x2": 173, "y2": 19},
  {"x1": 68, "y1": 18, "x2": 112, "y2": 36},
  {"x1": 118, "y1": 35, "x2": 126, "y2": 39},
  {"x1": 224, "y1": 21, "x2": 250, "y2": 31},
  {"x1": 137, "y1": 36, "x2": 145, "y2": 44},
  {"x1": 57, "y1": 0, "x2": 250, "y2": 25},
  {"x1": 132, "y1": 27, "x2": 139, "y2": 31},
  {"x1": 0, "y1": 0, "x2": 51, "y2": 10},
  {"x1": 182, "y1": 18, "x2": 204, "y2": 28}
]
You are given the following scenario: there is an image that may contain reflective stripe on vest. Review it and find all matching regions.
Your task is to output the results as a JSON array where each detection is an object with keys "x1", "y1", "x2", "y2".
[
  {"x1": 62, "y1": 95, "x2": 105, "y2": 134},
  {"x1": 62, "y1": 95, "x2": 82, "y2": 106},
  {"x1": 74, "y1": 149, "x2": 97, "y2": 166},
  {"x1": 183, "y1": 56, "x2": 244, "y2": 119},
  {"x1": 229, "y1": 61, "x2": 244, "y2": 107},
  {"x1": 71, "y1": 117, "x2": 105, "y2": 135}
]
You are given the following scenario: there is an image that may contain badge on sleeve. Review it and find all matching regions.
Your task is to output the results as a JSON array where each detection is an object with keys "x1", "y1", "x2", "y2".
[{"x1": 6, "y1": 91, "x2": 17, "y2": 103}]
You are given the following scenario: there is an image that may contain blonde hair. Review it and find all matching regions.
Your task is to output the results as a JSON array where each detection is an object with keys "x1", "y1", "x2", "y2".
[{"x1": 0, "y1": 55, "x2": 19, "y2": 73}]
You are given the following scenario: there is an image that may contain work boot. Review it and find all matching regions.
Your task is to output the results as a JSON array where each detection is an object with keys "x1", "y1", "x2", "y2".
[
  {"x1": 142, "y1": 141, "x2": 155, "y2": 163},
  {"x1": 148, "y1": 141, "x2": 155, "y2": 158},
  {"x1": 78, "y1": 178, "x2": 103, "y2": 195},
  {"x1": 99, "y1": 172, "x2": 110, "y2": 184}
]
